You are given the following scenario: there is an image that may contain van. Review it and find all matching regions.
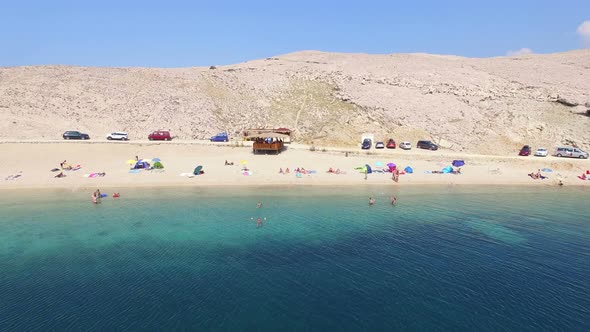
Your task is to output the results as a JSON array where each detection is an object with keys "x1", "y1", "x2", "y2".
[
  {"x1": 148, "y1": 130, "x2": 171, "y2": 141},
  {"x1": 417, "y1": 140, "x2": 438, "y2": 150},
  {"x1": 554, "y1": 146, "x2": 588, "y2": 159}
]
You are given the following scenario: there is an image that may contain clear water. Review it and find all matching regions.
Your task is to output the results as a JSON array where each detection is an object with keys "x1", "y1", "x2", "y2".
[{"x1": 0, "y1": 186, "x2": 589, "y2": 331}]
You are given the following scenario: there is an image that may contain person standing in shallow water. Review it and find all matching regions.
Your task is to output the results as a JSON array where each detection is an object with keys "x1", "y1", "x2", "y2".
[
  {"x1": 257, "y1": 201, "x2": 262, "y2": 208},
  {"x1": 391, "y1": 196, "x2": 397, "y2": 205},
  {"x1": 369, "y1": 197, "x2": 375, "y2": 206}
]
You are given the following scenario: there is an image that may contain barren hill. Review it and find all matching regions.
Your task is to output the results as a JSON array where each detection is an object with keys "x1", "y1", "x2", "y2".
[{"x1": 1, "y1": 50, "x2": 589, "y2": 154}]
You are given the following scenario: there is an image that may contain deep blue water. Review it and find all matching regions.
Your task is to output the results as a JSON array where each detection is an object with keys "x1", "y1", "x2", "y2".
[{"x1": 0, "y1": 186, "x2": 589, "y2": 331}]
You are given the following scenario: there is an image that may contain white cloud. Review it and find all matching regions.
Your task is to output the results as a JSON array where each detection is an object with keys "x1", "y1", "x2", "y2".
[
  {"x1": 577, "y1": 20, "x2": 590, "y2": 46},
  {"x1": 506, "y1": 48, "x2": 534, "y2": 56}
]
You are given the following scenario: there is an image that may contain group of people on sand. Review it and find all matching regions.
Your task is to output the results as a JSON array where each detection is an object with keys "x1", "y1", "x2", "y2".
[
  {"x1": 528, "y1": 169, "x2": 547, "y2": 180},
  {"x1": 369, "y1": 196, "x2": 397, "y2": 206}
]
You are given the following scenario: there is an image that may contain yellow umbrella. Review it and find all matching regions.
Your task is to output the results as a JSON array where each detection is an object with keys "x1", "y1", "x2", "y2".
[
  {"x1": 240, "y1": 160, "x2": 248, "y2": 165},
  {"x1": 126, "y1": 159, "x2": 136, "y2": 165}
]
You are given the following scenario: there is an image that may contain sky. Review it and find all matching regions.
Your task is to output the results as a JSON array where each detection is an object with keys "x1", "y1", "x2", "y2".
[{"x1": 0, "y1": 0, "x2": 589, "y2": 67}]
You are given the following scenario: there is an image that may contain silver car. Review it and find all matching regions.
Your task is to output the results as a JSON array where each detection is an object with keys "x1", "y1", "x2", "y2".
[{"x1": 553, "y1": 146, "x2": 588, "y2": 159}]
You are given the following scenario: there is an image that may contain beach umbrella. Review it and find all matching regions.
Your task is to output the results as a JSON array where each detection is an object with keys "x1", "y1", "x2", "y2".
[
  {"x1": 126, "y1": 159, "x2": 136, "y2": 165},
  {"x1": 375, "y1": 161, "x2": 384, "y2": 167},
  {"x1": 387, "y1": 162, "x2": 395, "y2": 167},
  {"x1": 193, "y1": 165, "x2": 203, "y2": 175},
  {"x1": 152, "y1": 158, "x2": 161, "y2": 162},
  {"x1": 541, "y1": 168, "x2": 553, "y2": 172},
  {"x1": 452, "y1": 160, "x2": 465, "y2": 167},
  {"x1": 240, "y1": 160, "x2": 248, "y2": 165}
]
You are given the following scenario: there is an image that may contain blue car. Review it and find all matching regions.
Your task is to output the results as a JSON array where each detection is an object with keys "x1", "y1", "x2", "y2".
[
  {"x1": 210, "y1": 132, "x2": 229, "y2": 142},
  {"x1": 361, "y1": 139, "x2": 372, "y2": 149}
]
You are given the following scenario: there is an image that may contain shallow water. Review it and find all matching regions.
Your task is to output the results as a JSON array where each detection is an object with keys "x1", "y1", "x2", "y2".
[{"x1": 0, "y1": 186, "x2": 589, "y2": 331}]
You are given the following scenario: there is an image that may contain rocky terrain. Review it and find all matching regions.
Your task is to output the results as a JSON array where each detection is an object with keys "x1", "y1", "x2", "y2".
[{"x1": 1, "y1": 50, "x2": 589, "y2": 154}]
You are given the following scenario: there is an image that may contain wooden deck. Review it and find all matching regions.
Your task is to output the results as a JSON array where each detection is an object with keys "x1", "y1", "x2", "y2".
[{"x1": 253, "y1": 141, "x2": 284, "y2": 154}]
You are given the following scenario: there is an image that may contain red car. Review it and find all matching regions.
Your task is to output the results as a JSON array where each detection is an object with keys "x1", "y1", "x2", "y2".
[
  {"x1": 519, "y1": 145, "x2": 531, "y2": 156},
  {"x1": 148, "y1": 130, "x2": 171, "y2": 141},
  {"x1": 386, "y1": 139, "x2": 396, "y2": 149}
]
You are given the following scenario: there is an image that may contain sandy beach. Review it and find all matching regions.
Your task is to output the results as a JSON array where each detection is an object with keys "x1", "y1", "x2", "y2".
[{"x1": 2, "y1": 141, "x2": 588, "y2": 191}]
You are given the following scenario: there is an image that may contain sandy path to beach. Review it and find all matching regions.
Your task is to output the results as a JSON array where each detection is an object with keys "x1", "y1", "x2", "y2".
[{"x1": 1, "y1": 142, "x2": 588, "y2": 190}]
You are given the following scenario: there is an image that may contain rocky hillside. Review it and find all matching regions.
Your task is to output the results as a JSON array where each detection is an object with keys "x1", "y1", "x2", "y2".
[{"x1": 1, "y1": 50, "x2": 589, "y2": 154}]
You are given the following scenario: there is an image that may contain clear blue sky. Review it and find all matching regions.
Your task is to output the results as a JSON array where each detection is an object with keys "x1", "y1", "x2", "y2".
[{"x1": 1, "y1": 0, "x2": 588, "y2": 67}]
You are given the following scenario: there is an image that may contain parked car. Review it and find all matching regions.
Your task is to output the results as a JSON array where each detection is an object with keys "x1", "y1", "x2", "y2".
[
  {"x1": 417, "y1": 140, "x2": 438, "y2": 150},
  {"x1": 534, "y1": 148, "x2": 548, "y2": 157},
  {"x1": 375, "y1": 141, "x2": 385, "y2": 149},
  {"x1": 519, "y1": 145, "x2": 531, "y2": 156},
  {"x1": 400, "y1": 142, "x2": 412, "y2": 150},
  {"x1": 386, "y1": 139, "x2": 396, "y2": 149},
  {"x1": 554, "y1": 146, "x2": 588, "y2": 159},
  {"x1": 361, "y1": 138, "x2": 372, "y2": 149},
  {"x1": 210, "y1": 132, "x2": 229, "y2": 142},
  {"x1": 148, "y1": 130, "x2": 171, "y2": 141},
  {"x1": 63, "y1": 131, "x2": 90, "y2": 140},
  {"x1": 107, "y1": 132, "x2": 129, "y2": 141}
]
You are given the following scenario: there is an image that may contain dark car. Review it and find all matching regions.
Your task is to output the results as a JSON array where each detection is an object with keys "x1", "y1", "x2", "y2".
[
  {"x1": 210, "y1": 132, "x2": 229, "y2": 142},
  {"x1": 519, "y1": 145, "x2": 531, "y2": 156},
  {"x1": 148, "y1": 130, "x2": 171, "y2": 141},
  {"x1": 386, "y1": 139, "x2": 396, "y2": 149},
  {"x1": 63, "y1": 131, "x2": 90, "y2": 140},
  {"x1": 417, "y1": 140, "x2": 438, "y2": 150},
  {"x1": 362, "y1": 138, "x2": 372, "y2": 149}
]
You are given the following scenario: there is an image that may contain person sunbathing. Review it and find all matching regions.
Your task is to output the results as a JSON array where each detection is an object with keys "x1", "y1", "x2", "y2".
[
  {"x1": 327, "y1": 167, "x2": 334, "y2": 173},
  {"x1": 279, "y1": 168, "x2": 284, "y2": 174},
  {"x1": 54, "y1": 172, "x2": 66, "y2": 178},
  {"x1": 528, "y1": 172, "x2": 539, "y2": 179},
  {"x1": 285, "y1": 168, "x2": 290, "y2": 174}
]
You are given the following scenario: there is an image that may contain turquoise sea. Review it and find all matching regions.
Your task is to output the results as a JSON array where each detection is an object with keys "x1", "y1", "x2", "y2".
[{"x1": 0, "y1": 186, "x2": 589, "y2": 331}]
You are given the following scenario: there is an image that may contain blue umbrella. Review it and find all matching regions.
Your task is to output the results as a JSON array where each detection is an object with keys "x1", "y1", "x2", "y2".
[
  {"x1": 152, "y1": 158, "x2": 161, "y2": 162},
  {"x1": 452, "y1": 160, "x2": 465, "y2": 167}
]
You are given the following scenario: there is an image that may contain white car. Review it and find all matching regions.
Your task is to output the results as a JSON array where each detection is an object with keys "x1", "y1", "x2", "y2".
[
  {"x1": 400, "y1": 142, "x2": 412, "y2": 150},
  {"x1": 534, "y1": 148, "x2": 548, "y2": 157},
  {"x1": 375, "y1": 142, "x2": 385, "y2": 149},
  {"x1": 107, "y1": 132, "x2": 129, "y2": 141}
]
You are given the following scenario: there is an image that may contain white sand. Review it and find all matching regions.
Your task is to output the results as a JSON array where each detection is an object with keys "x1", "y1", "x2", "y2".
[{"x1": 1, "y1": 142, "x2": 588, "y2": 191}]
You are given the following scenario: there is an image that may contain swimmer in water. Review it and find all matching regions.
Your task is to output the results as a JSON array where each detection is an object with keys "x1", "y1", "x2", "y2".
[
  {"x1": 257, "y1": 218, "x2": 262, "y2": 228},
  {"x1": 369, "y1": 196, "x2": 375, "y2": 206},
  {"x1": 257, "y1": 201, "x2": 262, "y2": 208},
  {"x1": 391, "y1": 196, "x2": 397, "y2": 206}
]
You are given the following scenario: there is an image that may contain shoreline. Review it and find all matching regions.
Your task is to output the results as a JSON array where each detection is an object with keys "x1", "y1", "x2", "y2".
[{"x1": 1, "y1": 142, "x2": 588, "y2": 191}]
